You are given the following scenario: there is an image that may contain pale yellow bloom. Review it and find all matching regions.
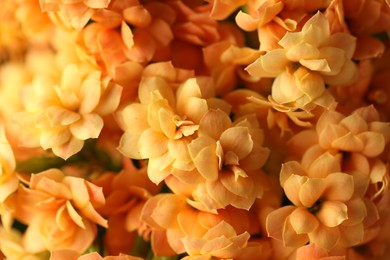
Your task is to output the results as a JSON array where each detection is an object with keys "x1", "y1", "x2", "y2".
[
  {"x1": 267, "y1": 152, "x2": 368, "y2": 250},
  {"x1": 181, "y1": 221, "x2": 250, "y2": 260},
  {"x1": 316, "y1": 105, "x2": 390, "y2": 157},
  {"x1": 19, "y1": 63, "x2": 122, "y2": 159},
  {"x1": 246, "y1": 12, "x2": 357, "y2": 110},
  {"x1": 187, "y1": 109, "x2": 270, "y2": 211},
  {"x1": 118, "y1": 75, "x2": 230, "y2": 185}
]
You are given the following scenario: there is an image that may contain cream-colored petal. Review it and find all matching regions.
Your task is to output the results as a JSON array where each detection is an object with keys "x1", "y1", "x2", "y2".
[
  {"x1": 79, "y1": 71, "x2": 101, "y2": 114},
  {"x1": 66, "y1": 200, "x2": 86, "y2": 229},
  {"x1": 290, "y1": 207, "x2": 319, "y2": 234},
  {"x1": 294, "y1": 67, "x2": 325, "y2": 99},
  {"x1": 138, "y1": 77, "x2": 175, "y2": 107},
  {"x1": 278, "y1": 31, "x2": 302, "y2": 50},
  {"x1": 286, "y1": 42, "x2": 320, "y2": 62},
  {"x1": 147, "y1": 153, "x2": 174, "y2": 184},
  {"x1": 94, "y1": 81, "x2": 122, "y2": 115},
  {"x1": 323, "y1": 172, "x2": 354, "y2": 201},
  {"x1": 118, "y1": 103, "x2": 149, "y2": 133},
  {"x1": 340, "y1": 113, "x2": 368, "y2": 134},
  {"x1": 198, "y1": 109, "x2": 231, "y2": 140},
  {"x1": 331, "y1": 132, "x2": 365, "y2": 152},
  {"x1": 316, "y1": 201, "x2": 348, "y2": 227},
  {"x1": 308, "y1": 224, "x2": 340, "y2": 250},
  {"x1": 117, "y1": 131, "x2": 142, "y2": 159},
  {"x1": 307, "y1": 152, "x2": 340, "y2": 178},
  {"x1": 299, "y1": 178, "x2": 326, "y2": 208},
  {"x1": 46, "y1": 106, "x2": 81, "y2": 126},
  {"x1": 299, "y1": 59, "x2": 330, "y2": 72},
  {"x1": 235, "y1": 11, "x2": 260, "y2": 31},
  {"x1": 61, "y1": 64, "x2": 81, "y2": 93},
  {"x1": 206, "y1": 179, "x2": 236, "y2": 208},
  {"x1": 358, "y1": 131, "x2": 386, "y2": 157},
  {"x1": 283, "y1": 215, "x2": 310, "y2": 247},
  {"x1": 317, "y1": 47, "x2": 345, "y2": 75},
  {"x1": 40, "y1": 128, "x2": 71, "y2": 150},
  {"x1": 52, "y1": 136, "x2": 84, "y2": 160},
  {"x1": 301, "y1": 12, "x2": 330, "y2": 47},
  {"x1": 70, "y1": 114, "x2": 103, "y2": 140},
  {"x1": 158, "y1": 107, "x2": 176, "y2": 139},
  {"x1": 280, "y1": 161, "x2": 306, "y2": 186},
  {"x1": 342, "y1": 198, "x2": 367, "y2": 226},
  {"x1": 266, "y1": 206, "x2": 296, "y2": 241},
  {"x1": 283, "y1": 174, "x2": 306, "y2": 206},
  {"x1": 272, "y1": 70, "x2": 303, "y2": 104},
  {"x1": 219, "y1": 126, "x2": 253, "y2": 160},
  {"x1": 246, "y1": 49, "x2": 289, "y2": 78},
  {"x1": 318, "y1": 124, "x2": 347, "y2": 149},
  {"x1": 138, "y1": 128, "x2": 168, "y2": 158},
  {"x1": 188, "y1": 137, "x2": 219, "y2": 181},
  {"x1": 323, "y1": 60, "x2": 358, "y2": 86}
]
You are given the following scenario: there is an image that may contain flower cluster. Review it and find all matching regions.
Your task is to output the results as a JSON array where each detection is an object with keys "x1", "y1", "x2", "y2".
[{"x1": 1, "y1": 0, "x2": 390, "y2": 259}]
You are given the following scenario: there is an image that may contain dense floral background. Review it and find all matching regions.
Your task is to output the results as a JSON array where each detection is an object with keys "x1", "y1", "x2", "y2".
[{"x1": 1, "y1": 0, "x2": 390, "y2": 259}]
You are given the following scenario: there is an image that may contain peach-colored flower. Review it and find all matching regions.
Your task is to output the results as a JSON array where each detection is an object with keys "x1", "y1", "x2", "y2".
[
  {"x1": 39, "y1": 0, "x2": 111, "y2": 29},
  {"x1": 246, "y1": 11, "x2": 358, "y2": 110},
  {"x1": 4, "y1": 169, "x2": 107, "y2": 253},
  {"x1": 50, "y1": 249, "x2": 143, "y2": 260},
  {"x1": 267, "y1": 152, "x2": 368, "y2": 250},
  {"x1": 78, "y1": 1, "x2": 174, "y2": 74},
  {"x1": 92, "y1": 159, "x2": 160, "y2": 255},
  {"x1": 315, "y1": 105, "x2": 390, "y2": 157},
  {"x1": 141, "y1": 193, "x2": 259, "y2": 257},
  {"x1": 181, "y1": 221, "x2": 250, "y2": 260},
  {"x1": 118, "y1": 75, "x2": 230, "y2": 185},
  {"x1": 187, "y1": 109, "x2": 270, "y2": 211},
  {"x1": 19, "y1": 63, "x2": 122, "y2": 159},
  {"x1": 203, "y1": 42, "x2": 262, "y2": 95}
]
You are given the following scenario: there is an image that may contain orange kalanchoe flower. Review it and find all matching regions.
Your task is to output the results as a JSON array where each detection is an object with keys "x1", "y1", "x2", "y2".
[
  {"x1": 315, "y1": 105, "x2": 390, "y2": 158},
  {"x1": 181, "y1": 221, "x2": 250, "y2": 260},
  {"x1": 267, "y1": 152, "x2": 368, "y2": 250},
  {"x1": 4, "y1": 169, "x2": 108, "y2": 253},
  {"x1": 39, "y1": 0, "x2": 111, "y2": 29},
  {"x1": 187, "y1": 110, "x2": 270, "y2": 211},
  {"x1": 141, "y1": 193, "x2": 261, "y2": 258},
  {"x1": 93, "y1": 159, "x2": 160, "y2": 255},
  {"x1": 19, "y1": 62, "x2": 122, "y2": 160},
  {"x1": 246, "y1": 11, "x2": 357, "y2": 110},
  {"x1": 118, "y1": 75, "x2": 230, "y2": 185}
]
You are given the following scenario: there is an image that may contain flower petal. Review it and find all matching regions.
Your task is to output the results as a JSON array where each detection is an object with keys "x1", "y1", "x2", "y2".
[
  {"x1": 70, "y1": 114, "x2": 104, "y2": 140},
  {"x1": 323, "y1": 172, "x2": 354, "y2": 201},
  {"x1": 289, "y1": 207, "x2": 319, "y2": 234},
  {"x1": 316, "y1": 201, "x2": 348, "y2": 227},
  {"x1": 299, "y1": 178, "x2": 326, "y2": 208}
]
